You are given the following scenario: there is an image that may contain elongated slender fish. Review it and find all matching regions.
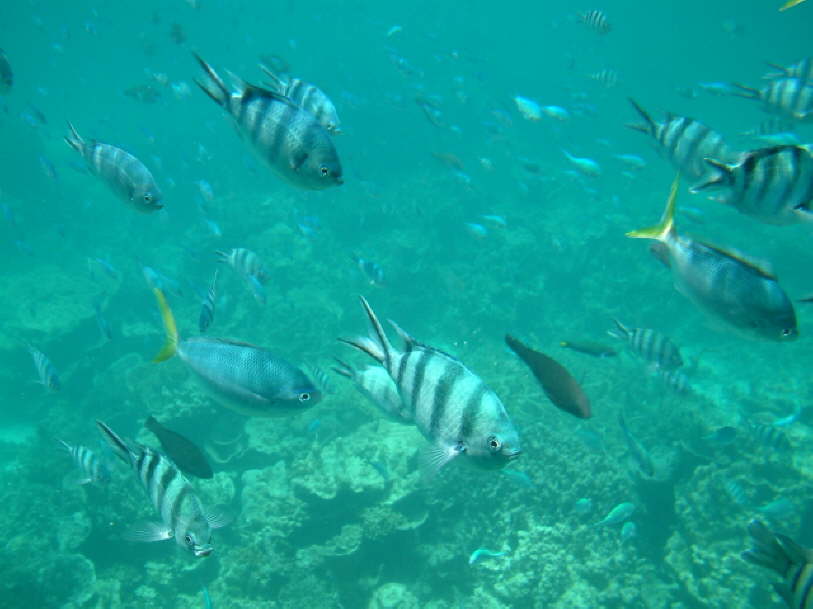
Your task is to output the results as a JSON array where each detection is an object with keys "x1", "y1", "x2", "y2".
[
  {"x1": 733, "y1": 79, "x2": 813, "y2": 122},
  {"x1": 64, "y1": 123, "x2": 163, "y2": 212},
  {"x1": 618, "y1": 412, "x2": 655, "y2": 477},
  {"x1": 468, "y1": 548, "x2": 507, "y2": 565},
  {"x1": 340, "y1": 296, "x2": 521, "y2": 472},
  {"x1": 608, "y1": 320, "x2": 683, "y2": 370},
  {"x1": 153, "y1": 288, "x2": 320, "y2": 416},
  {"x1": 194, "y1": 54, "x2": 342, "y2": 190},
  {"x1": 626, "y1": 176, "x2": 798, "y2": 341},
  {"x1": 505, "y1": 335, "x2": 591, "y2": 419},
  {"x1": 691, "y1": 145, "x2": 813, "y2": 226},
  {"x1": 559, "y1": 340, "x2": 617, "y2": 358},
  {"x1": 26, "y1": 344, "x2": 60, "y2": 391},
  {"x1": 198, "y1": 269, "x2": 218, "y2": 333},
  {"x1": 58, "y1": 439, "x2": 111, "y2": 485},
  {"x1": 145, "y1": 416, "x2": 213, "y2": 479},
  {"x1": 96, "y1": 420, "x2": 226, "y2": 557},
  {"x1": 261, "y1": 65, "x2": 341, "y2": 134},
  {"x1": 332, "y1": 358, "x2": 408, "y2": 421}
]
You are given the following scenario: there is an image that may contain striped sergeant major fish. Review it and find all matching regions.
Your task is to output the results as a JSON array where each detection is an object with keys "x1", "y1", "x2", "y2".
[
  {"x1": 608, "y1": 320, "x2": 683, "y2": 371},
  {"x1": 215, "y1": 248, "x2": 269, "y2": 283},
  {"x1": 339, "y1": 296, "x2": 521, "y2": 472},
  {"x1": 627, "y1": 176, "x2": 798, "y2": 342},
  {"x1": 194, "y1": 54, "x2": 343, "y2": 190},
  {"x1": 95, "y1": 420, "x2": 228, "y2": 557},
  {"x1": 742, "y1": 519, "x2": 812, "y2": 609},
  {"x1": 332, "y1": 358, "x2": 409, "y2": 422},
  {"x1": 745, "y1": 417, "x2": 792, "y2": 453},
  {"x1": 26, "y1": 344, "x2": 60, "y2": 392},
  {"x1": 153, "y1": 288, "x2": 321, "y2": 416},
  {"x1": 58, "y1": 439, "x2": 111, "y2": 485},
  {"x1": 64, "y1": 123, "x2": 163, "y2": 212},
  {"x1": 578, "y1": 9, "x2": 611, "y2": 34},
  {"x1": 627, "y1": 99, "x2": 734, "y2": 181},
  {"x1": 198, "y1": 269, "x2": 218, "y2": 333},
  {"x1": 261, "y1": 65, "x2": 341, "y2": 134},
  {"x1": 691, "y1": 145, "x2": 813, "y2": 226},
  {"x1": 765, "y1": 58, "x2": 813, "y2": 83},
  {"x1": 733, "y1": 79, "x2": 813, "y2": 122}
]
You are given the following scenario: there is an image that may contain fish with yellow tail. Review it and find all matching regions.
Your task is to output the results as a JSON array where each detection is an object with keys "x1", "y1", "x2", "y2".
[
  {"x1": 152, "y1": 288, "x2": 321, "y2": 416},
  {"x1": 627, "y1": 176, "x2": 797, "y2": 341},
  {"x1": 779, "y1": 0, "x2": 807, "y2": 10}
]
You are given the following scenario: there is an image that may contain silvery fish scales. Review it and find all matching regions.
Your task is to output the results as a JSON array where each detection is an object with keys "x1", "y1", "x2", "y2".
[
  {"x1": 195, "y1": 55, "x2": 342, "y2": 190},
  {"x1": 64, "y1": 123, "x2": 163, "y2": 212},
  {"x1": 610, "y1": 320, "x2": 683, "y2": 370},
  {"x1": 263, "y1": 66, "x2": 341, "y2": 134},
  {"x1": 735, "y1": 78, "x2": 813, "y2": 122}
]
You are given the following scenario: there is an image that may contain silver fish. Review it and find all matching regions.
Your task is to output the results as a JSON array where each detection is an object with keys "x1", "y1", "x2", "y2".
[
  {"x1": 26, "y1": 344, "x2": 60, "y2": 391},
  {"x1": 627, "y1": 99, "x2": 735, "y2": 181},
  {"x1": 153, "y1": 289, "x2": 320, "y2": 417},
  {"x1": 609, "y1": 320, "x2": 683, "y2": 370},
  {"x1": 215, "y1": 248, "x2": 269, "y2": 283},
  {"x1": 64, "y1": 122, "x2": 163, "y2": 212},
  {"x1": 58, "y1": 439, "x2": 110, "y2": 485},
  {"x1": 332, "y1": 358, "x2": 408, "y2": 421},
  {"x1": 198, "y1": 269, "x2": 218, "y2": 333},
  {"x1": 627, "y1": 176, "x2": 798, "y2": 342},
  {"x1": 734, "y1": 78, "x2": 813, "y2": 122},
  {"x1": 261, "y1": 66, "x2": 341, "y2": 134},
  {"x1": 194, "y1": 54, "x2": 342, "y2": 190},
  {"x1": 96, "y1": 420, "x2": 225, "y2": 557},
  {"x1": 339, "y1": 296, "x2": 521, "y2": 472},
  {"x1": 692, "y1": 145, "x2": 813, "y2": 226}
]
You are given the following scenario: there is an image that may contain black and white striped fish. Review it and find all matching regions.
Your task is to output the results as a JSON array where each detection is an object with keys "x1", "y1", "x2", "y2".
[
  {"x1": 742, "y1": 519, "x2": 813, "y2": 609},
  {"x1": 198, "y1": 269, "x2": 218, "y2": 333},
  {"x1": 96, "y1": 420, "x2": 228, "y2": 557},
  {"x1": 765, "y1": 57, "x2": 813, "y2": 83},
  {"x1": 746, "y1": 418, "x2": 792, "y2": 452},
  {"x1": 627, "y1": 99, "x2": 735, "y2": 181},
  {"x1": 64, "y1": 122, "x2": 163, "y2": 212},
  {"x1": 261, "y1": 66, "x2": 341, "y2": 134},
  {"x1": 26, "y1": 344, "x2": 60, "y2": 391},
  {"x1": 609, "y1": 320, "x2": 683, "y2": 371},
  {"x1": 589, "y1": 68, "x2": 619, "y2": 88},
  {"x1": 58, "y1": 439, "x2": 111, "y2": 485},
  {"x1": 734, "y1": 78, "x2": 813, "y2": 122},
  {"x1": 692, "y1": 145, "x2": 813, "y2": 226},
  {"x1": 194, "y1": 54, "x2": 343, "y2": 190},
  {"x1": 332, "y1": 358, "x2": 408, "y2": 421},
  {"x1": 215, "y1": 248, "x2": 269, "y2": 283},
  {"x1": 339, "y1": 296, "x2": 521, "y2": 472},
  {"x1": 579, "y1": 9, "x2": 611, "y2": 34}
]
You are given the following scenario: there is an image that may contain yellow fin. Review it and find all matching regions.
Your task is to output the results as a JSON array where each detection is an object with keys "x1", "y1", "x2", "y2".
[
  {"x1": 780, "y1": 0, "x2": 806, "y2": 10},
  {"x1": 152, "y1": 288, "x2": 179, "y2": 363},
  {"x1": 626, "y1": 174, "x2": 680, "y2": 241}
]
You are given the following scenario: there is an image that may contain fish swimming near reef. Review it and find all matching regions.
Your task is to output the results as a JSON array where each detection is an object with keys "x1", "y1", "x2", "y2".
[
  {"x1": 96, "y1": 420, "x2": 227, "y2": 557},
  {"x1": 145, "y1": 416, "x2": 213, "y2": 479},
  {"x1": 505, "y1": 335, "x2": 591, "y2": 419},
  {"x1": 608, "y1": 320, "x2": 683, "y2": 371},
  {"x1": 626, "y1": 176, "x2": 798, "y2": 342},
  {"x1": 64, "y1": 122, "x2": 163, "y2": 212},
  {"x1": 332, "y1": 359, "x2": 408, "y2": 421},
  {"x1": 593, "y1": 502, "x2": 635, "y2": 527},
  {"x1": 261, "y1": 65, "x2": 341, "y2": 134},
  {"x1": 733, "y1": 79, "x2": 813, "y2": 122},
  {"x1": 58, "y1": 439, "x2": 111, "y2": 485},
  {"x1": 194, "y1": 54, "x2": 343, "y2": 190},
  {"x1": 618, "y1": 412, "x2": 656, "y2": 477},
  {"x1": 216, "y1": 248, "x2": 269, "y2": 305},
  {"x1": 339, "y1": 296, "x2": 521, "y2": 472},
  {"x1": 152, "y1": 288, "x2": 320, "y2": 417},
  {"x1": 559, "y1": 340, "x2": 617, "y2": 358},
  {"x1": 26, "y1": 344, "x2": 60, "y2": 392},
  {"x1": 0, "y1": 49, "x2": 12, "y2": 94},
  {"x1": 198, "y1": 269, "x2": 218, "y2": 333}
]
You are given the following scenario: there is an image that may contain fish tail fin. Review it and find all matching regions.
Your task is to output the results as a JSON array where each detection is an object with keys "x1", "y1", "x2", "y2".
[
  {"x1": 331, "y1": 357, "x2": 355, "y2": 378},
  {"x1": 731, "y1": 83, "x2": 761, "y2": 100},
  {"x1": 626, "y1": 98, "x2": 656, "y2": 135},
  {"x1": 741, "y1": 520, "x2": 802, "y2": 576},
  {"x1": 95, "y1": 420, "x2": 134, "y2": 464},
  {"x1": 152, "y1": 288, "x2": 179, "y2": 363},
  {"x1": 193, "y1": 53, "x2": 230, "y2": 107},
  {"x1": 338, "y1": 296, "x2": 394, "y2": 369},
  {"x1": 689, "y1": 158, "x2": 733, "y2": 193},
  {"x1": 626, "y1": 174, "x2": 680, "y2": 241},
  {"x1": 779, "y1": 0, "x2": 807, "y2": 11},
  {"x1": 64, "y1": 121, "x2": 84, "y2": 153}
]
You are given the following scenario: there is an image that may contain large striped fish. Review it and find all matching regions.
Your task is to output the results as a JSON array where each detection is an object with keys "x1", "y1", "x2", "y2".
[
  {"x1": 96, "y1": 420, "x2": 227, "y2": 557},
  {"x1": 339, "y1": 296, "x2": 521, "y2": 472},
  {"x1": 194, "y1": 54, "x2": 342, "y2": 190},
  {"x1": 64, "y1": 122, "x2": 163, "y2": 212},
  {"x1": 261, "y1": 66, "x2": 341, "y2": 134},
  {"x1": 691, "y1": 145, "x2": 813, "y2": 226},
  {"x1": 153, "y1": 288, "x2": 321, "y2": 417},
  {"x1": 742, "y1": 519, "x2": 812, "y2": 608},
  {"x1": 58, "y1": 439, "x2": 111, "y2": 485},
  {"x1": 627, "y1": 176, "x2": 798, "y2": 342},
  {"x1": 627, "y1": 99, "x2": 735, "y2": 181},
  {"x1": 734, "y1": 78, "x2": 813, "y2": 122}
]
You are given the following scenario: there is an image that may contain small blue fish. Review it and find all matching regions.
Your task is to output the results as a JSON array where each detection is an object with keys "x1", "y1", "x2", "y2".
[
  {"x1": 196, "y1": 180, "x2": 215, "y2": 202},
  {"x1": 464, "y1": 222, "x2": 488, "y2": 238},
  {"x1": 593, "y1": 502, "x2": 635, "y2": 527},
  {"x1": 562, "y1": 150, "x2": 601, "y2": 177},
  {"x1": 725, "y1": 479, "x2": 749, "y2": 506},
  {"x1": 87, "y1": 257, "x2": 119, "y2": 281},
  {"x1": 368, "y1": 459, "x2": 389, "y2": 481},
  {"x1": 306, "y1": 419, "x2": 321, "y2": 435},
  {"x1": 468, "y1": 548, "x2": 507, "y2": 565}
]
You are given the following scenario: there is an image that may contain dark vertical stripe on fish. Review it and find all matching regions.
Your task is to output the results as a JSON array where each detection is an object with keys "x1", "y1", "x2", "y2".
[
  {"x1": 170, "y1": 485, "x2": 191, "y2": 531},
  {"x1": 156, "y1": 461, "x2": 177, "y2": 510},
  {"x1": 459, "y1": 385, "x2": 487, "y2": 441},
  {"x1": 428, "y1": 363, "x2": 463, "y2": 435},
  {"x1": 409, "y1": 350, "x2": 433, "y2": 410}
]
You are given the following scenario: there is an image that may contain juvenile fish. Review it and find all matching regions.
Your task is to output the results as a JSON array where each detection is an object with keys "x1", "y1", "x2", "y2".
[
  {"x1": 513, "y1": 95, "x2": 542, "y2": 121},
  {"x1": 216, "y1": 248, "x2": 269, "y2": 283},
  {"x1": 64, "y1": 123, "x2": 163, "y2": 212},
  {"x1": 593, "y1": 502, "x2": 635, "y2": 527},
  {"x1": 559, "y1": 340, "x2": 617, "y2": 358},
  {"x1": 194, "y1": 54, "x2": 342, "y2": 190},
  {"x1": 96, "y1": 420, "x2": 226, "y2": 557},
  {"x1": 578, "y1": 9, "x2": 611, "y2": 34},
  {"x1": 609, "y1": 320, "x2": 682, "y2": 370},
  {"x1": 26, "y1": 344, "x2": 60, "y2": 391},
  {"x1": 352, "y1": 254, "x2": 385, "y2": 286},
  {"x1": 332, "y1": 359, "x2": 408, "y2": 421},
  {"x1": 261, "y1": 66, "x2": 341, "y2": 134},
  {"x1": 627, "y1": 176, "x2": 797, "y2": 342},
  {"x1": 733, "y1": 78, "x2": 813, "y2": 122},
  {"x1": 562, "y1": 150, "x2": 601, "y2": 177},
  {"x1": 58, "y1": 439, "x2": 111, "y2": 485},
  {"x1": 198, "y1": 269, "x2": 218, "y2": 333},
  {"x1": 145, "y1": 416, "x2": 213, "y2": 479}
]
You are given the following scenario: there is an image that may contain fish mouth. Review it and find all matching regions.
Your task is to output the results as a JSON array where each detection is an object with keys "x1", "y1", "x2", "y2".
[
  {"x1": 194, "y1": 546, "x2": 213, "y2": 558},
  {"x1": 506, "y1": 450, "x2": 522, "y2": 461}
]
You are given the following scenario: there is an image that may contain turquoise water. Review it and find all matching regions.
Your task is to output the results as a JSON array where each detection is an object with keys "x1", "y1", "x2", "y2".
[{"x1": 1, "y1": 1, "x2": 813, "y2": 607}]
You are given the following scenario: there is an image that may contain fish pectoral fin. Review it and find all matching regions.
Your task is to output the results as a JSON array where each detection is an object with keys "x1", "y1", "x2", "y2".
[
  {"x1": 122, "y1": 521, "x2": 174, "y2": 543},
  {"x1": 206, "y1": 505, "x2": 235, "y2": 529},
  {"x1": 420, "y1": 442, "x2": 464, "y2": 479}
]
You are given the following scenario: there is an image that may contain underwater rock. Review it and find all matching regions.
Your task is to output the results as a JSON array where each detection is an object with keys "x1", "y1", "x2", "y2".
[
  {"x1": 56, "y1": 510, "x2": 93, "y2": 551},
  {"x1": 368, "y1": 582, "x2": 419, "y2": 609}
]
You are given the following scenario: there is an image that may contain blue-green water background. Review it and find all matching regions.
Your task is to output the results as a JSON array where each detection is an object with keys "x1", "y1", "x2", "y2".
[{"x1": 1, "y1": 1, "x2": 813, "y2": 608}]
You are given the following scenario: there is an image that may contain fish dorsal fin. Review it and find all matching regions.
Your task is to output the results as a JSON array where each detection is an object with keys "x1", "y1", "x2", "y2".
[
  {"x1": 196, "y1": 336, "x2": 262, "y2": 349},
  {"x1": 239, "y1": 80, "x2": 300, "y2": 109},
  {"x1": 388, "y1": 319, "x2": 419, "y2": 349},
  {"x1": 701, "y1": 243, "x2": 777, "y2": 279}
]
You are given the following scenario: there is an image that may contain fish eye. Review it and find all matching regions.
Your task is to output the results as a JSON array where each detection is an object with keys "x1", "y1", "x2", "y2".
[
  {"x1": 782, "y1": 328, "x2": 794, "y2": 337},
  {"x1": 299, "y1": 392, "x2": 311, "y2": 402},
  {"x1": 143, "y1": 193, "x2": 153, "y2": 202},
  {"x1": 184, "y1": 534, "x2": 193, "y2": 546},
  {"x1": 487, "y1": 435, "x2": 501, "y2": 451},
  {"x1": 320, "y1": 166, "x2": 329, "y2": 177}
]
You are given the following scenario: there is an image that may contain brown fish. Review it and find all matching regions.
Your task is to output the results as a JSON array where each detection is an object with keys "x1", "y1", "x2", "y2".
[
  {"x1": 506, "y1": 335, "x2": 591, "y2": 419},
  {"x1": 145, "y1": 416, "x2": 213, "y2": 479}
]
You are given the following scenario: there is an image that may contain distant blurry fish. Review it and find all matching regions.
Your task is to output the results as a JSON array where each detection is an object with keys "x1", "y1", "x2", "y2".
[
  {"x1": 627, "y1": 99, "x2": 734, "y2": 181},
  {"x1": 332, "y1": 359, "x2": 408, "y2": 421},
  {"x1": 198, "y1": 269, "x2": 218, "y2": 333},
  {"x1": 696, "y1": 81, "x2": 737, "y2": 96},
  {"x1": 578, "y1": 9, "x2": 611, "y2": 34},
  {"x1": 145, "y1": 416, "x2": 213, "y2": 479},
  {"x1": 572, "y1": 497, "x2": 593, "y2": 516},
  {"x1": 702, "y1": 426, "x2": 737, "y2": 446},
  {"x1": 244, "y1": 274, "x2": 267, "y2": 306},
  {"x1": 38, "y1": 155, "x2": 58, "y2": 182},
  {"x1": 725, "y1": 479, "x2": 749, "y2": 505},
  {"x1": 58, "y1": 439, "x2": 110, "y2": 485},
  {"x1": 746, "y1": 418, "x2": 792, "y2": 452},
  {"x1": 626, "y1": 176, "x2": 798, "y2": 342},
  {"x1": 692, "y1": 145, "x2": 813, "y2": 226},
  {"x1": 194, "y1": 54, "x2": 342, "y2": 190},
  {"x1": 733, "y1": 79, "x2": 813, "y2": 121},
  {"x1": 559, "y1": 340, "x2": 617, "y2": 358},
  {"x1": 505, "y1": 334, "x2": 591, "y2": 419},
  {"x1": 758, "y1": 498, "x2": 795, "y2": 519},
  {"x1": 513, "y1": 95, "x2": 542, "y2": 121},
  {"x1": 352, "y1": 254, "x2": 385, "y2": 286},
  {"x1": 609, "y1": 320, "x2": 682, "y2": 370},
  {"x1": 464, "y1": 222, "x2": 488, "y2": 238},
  {"x1": 765, "y1": 57, "x2": 813, "y2": 83},
  {"x1": 468, "y1": 548, "x2": 507, "y2": 565},
  {"x1": 26, "y1": 344, "x2": 60, "y2": 391},
  {"x1": 153, "y1": 289, "x2": 321, "y2": 416},
  {"x1": 562, "y1": 150, "x2": 601, "y2": 177},
  {"x1": 123, "y1": 83, "x2": 162, "y2": 104},
  {"x1": 593, "y1": 502, "x2": 635, "y2": 527},
  {"x1": 773, "y1": 405, "x2": 802, "y2": 428},
  {"x1": 216, "y1": 248, "x2": 269, "y2": 283},
  {"x1": 620, "y1": 521, "x2": 638, "y2": 543},
  {"x1": 588, "y1": 68, "x2": 619, "y2": 88},
  {"x1": 64, "y1": 123, "x2": 163, "y2": 212},
  {"x1": 196, "y1": 179, "x2": 215, "y2": 202},
  {"x1": 143, "y1": 266, "x2": 184, "y2": 299},
  {"x1": 541, "y1": 105, "x2": 570, "y2": 120},
  {"x1": 261, "y1": 65, "x2": 341, "y2": 134},
  {"x1": 779, "y1": 0, "x2": 808, "y2": 10},
  {"x1": 618, "y1": 412, "x2": 655, "y2": 477},
  {"x1": 613, "y1": 153, "x2": 647, "y2": 170},
  {"x1": 304, "y1": 363, "x2": 334, "y2": 396},
  {"x1": 93, "y1": 298, "x2": 113, "y2": 342},
  {"x1": 415, "y1": 95, "x2": 446, "y2": 128},
  {"x1": 0, "y1": 49, "x2": 12, "y2": 94}
]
